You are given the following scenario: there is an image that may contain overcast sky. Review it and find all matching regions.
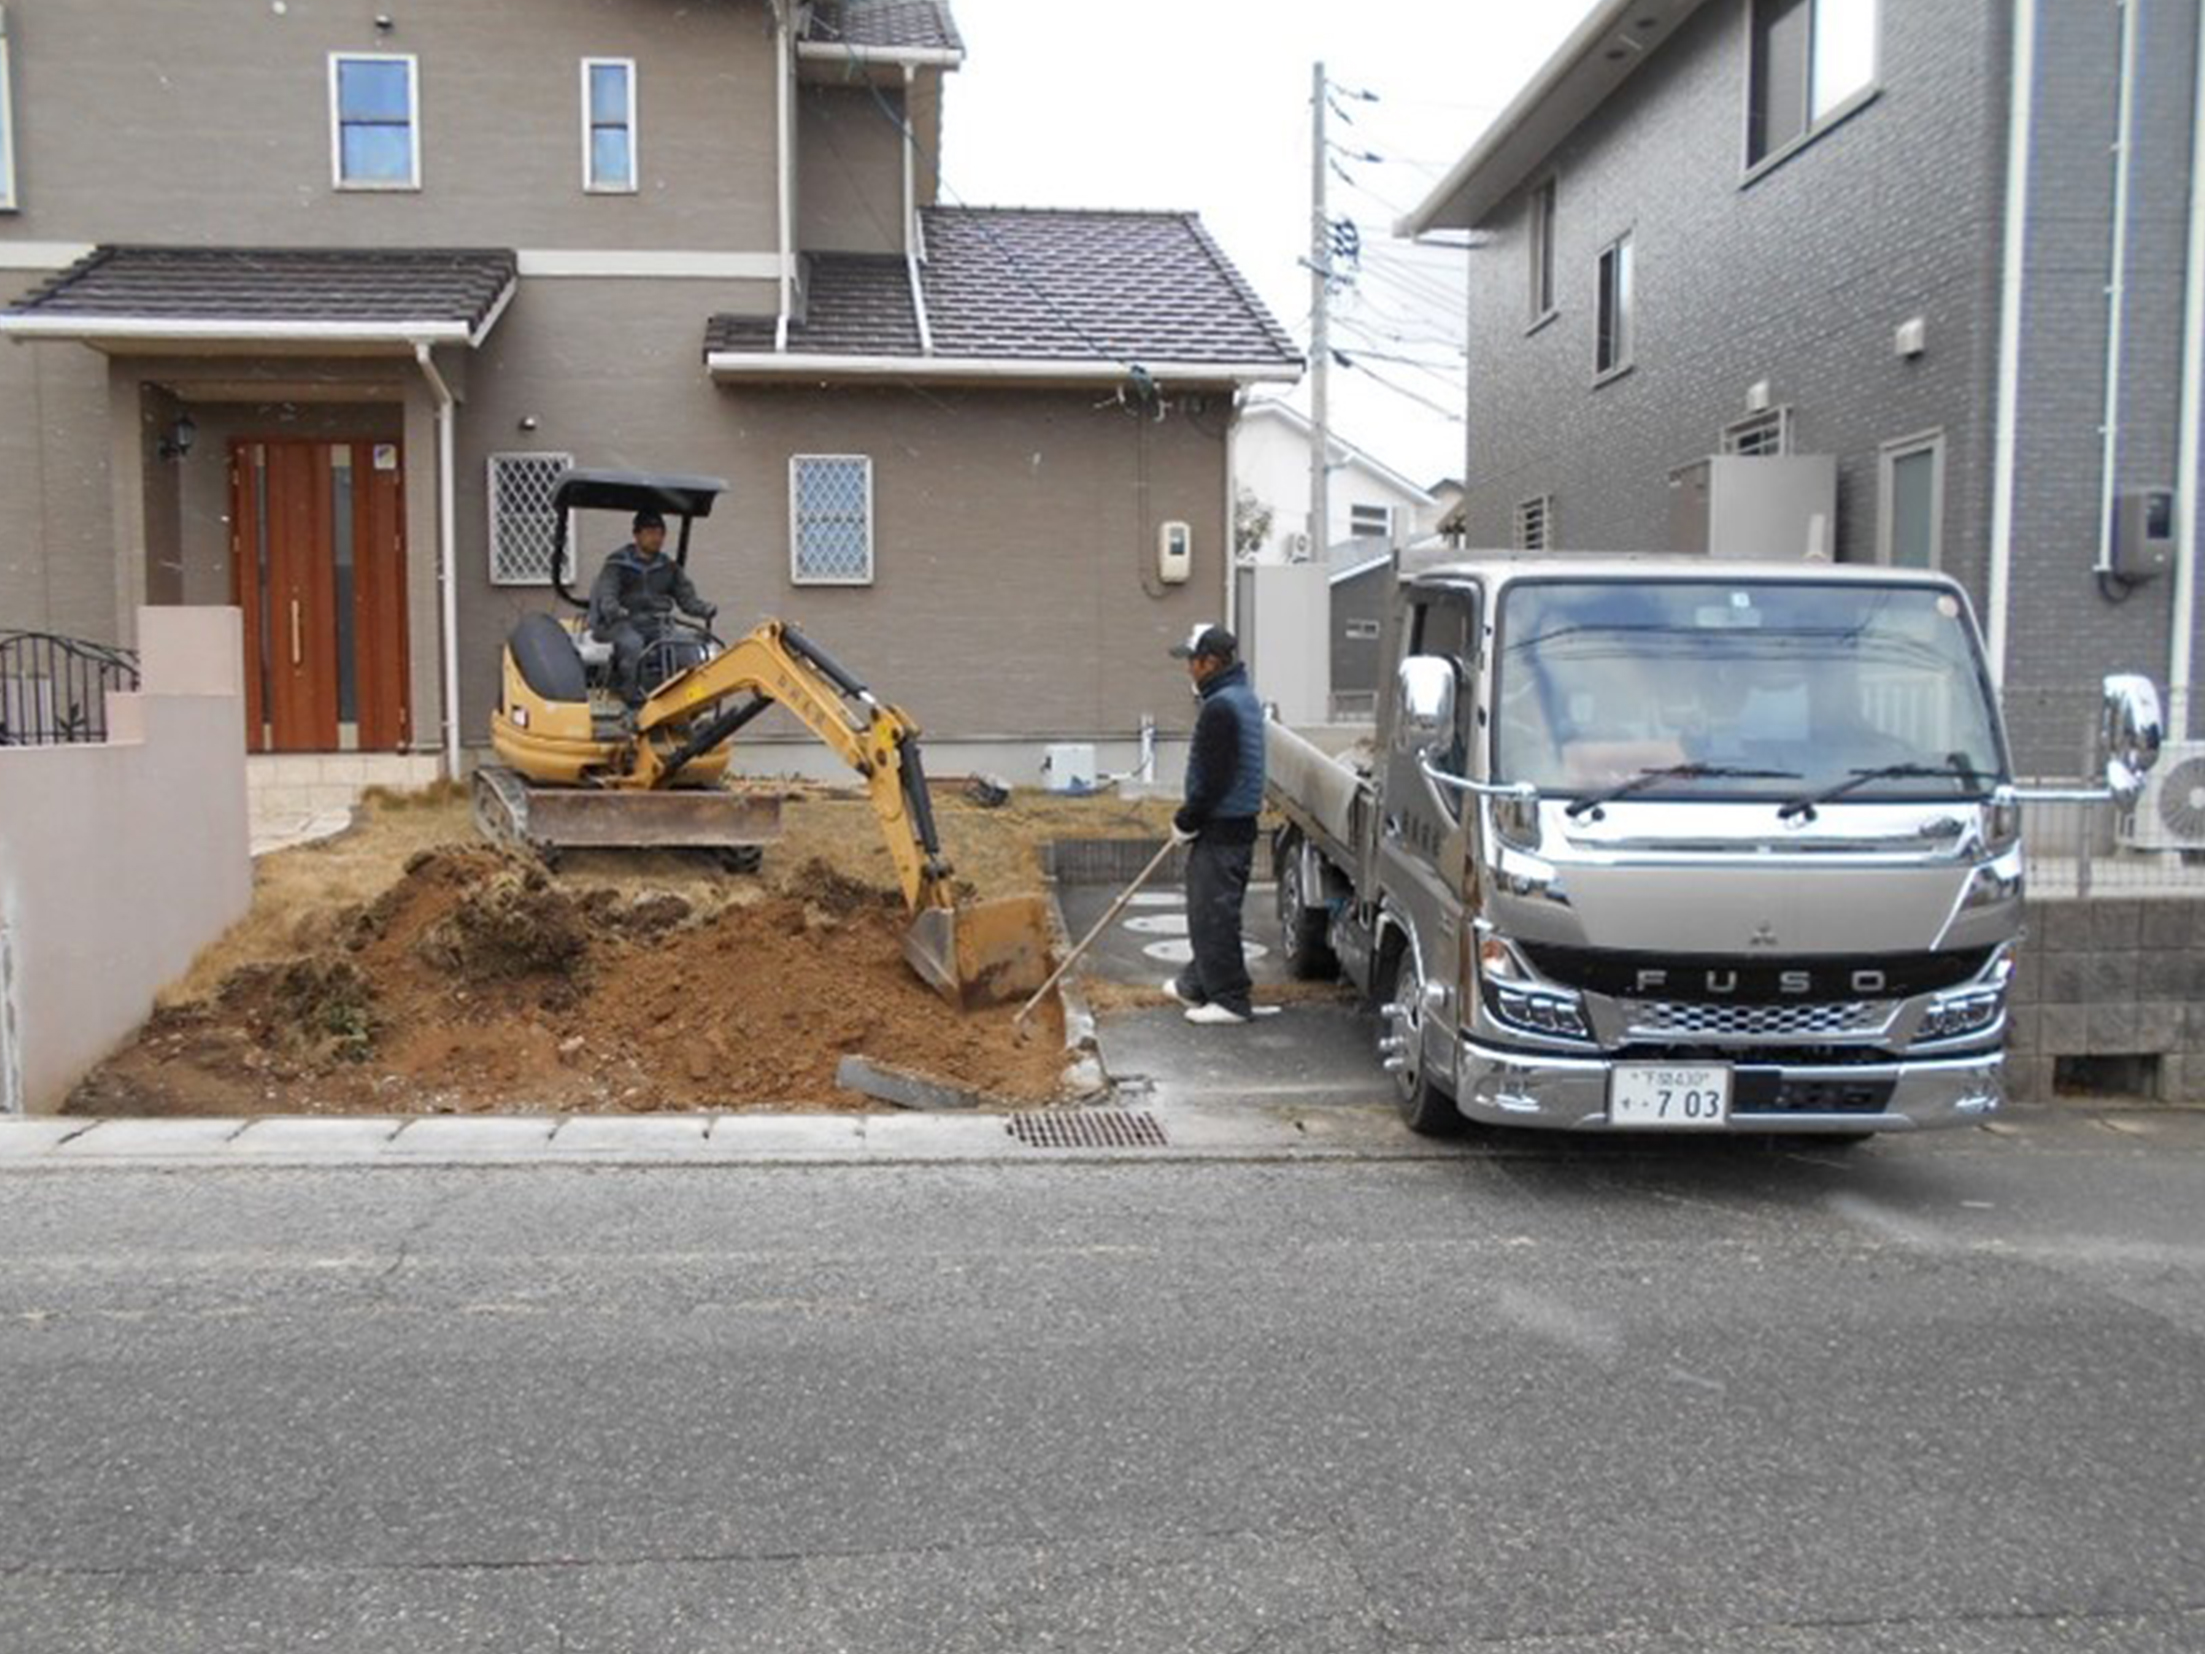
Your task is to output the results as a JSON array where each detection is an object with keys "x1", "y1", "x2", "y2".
[{"x1": 935, "y1": 1, "x2": 1605, "y2": 491}]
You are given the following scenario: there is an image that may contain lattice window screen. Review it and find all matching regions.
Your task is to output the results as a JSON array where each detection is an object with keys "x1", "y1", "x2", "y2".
[
  {"x1": 790, "y1": 455, "x2": 874, "y2": 585},
  {"x1": 488, "y1": 452, "x2": 574, "y2": 586},
  {"x1": 1722, "y1": 408, "x2": 1792, "y2": 457},
  {"x1": 1513, "y1": 494, "x2": 1554, "y2": 552}
]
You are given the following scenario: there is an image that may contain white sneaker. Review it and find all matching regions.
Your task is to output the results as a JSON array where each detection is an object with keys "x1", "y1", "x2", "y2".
[
  {"x1": 1163, "y1": 978, "x2": 1198, "y2": 1007},
  {"x1": 1185, "y1": 1003, "x2": 1253, "y2": 1026},
  {"x1": 1251, "y1": 1004, "x2": 1282, "y2": 1018}
]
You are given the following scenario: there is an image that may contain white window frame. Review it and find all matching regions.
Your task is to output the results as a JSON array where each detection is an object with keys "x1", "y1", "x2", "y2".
[
  {"x1": 1343, "y1": 618, "x2": 1382, "y2": 641},
  {"x1": 329, "y1": 52, "x2": 420, "y2": 192},
  {"x1": 1348, "y1": 502, "x2": 1394, "y2": 541},
  {"x1": 789, "y1": 454, "x2": 875, "y2": 587},
  {"x1": 1742, "y1": 0, "x2": 1881, "y2": 178},
  {"x1": 1594, "y1": 232, "x2": 1634, "y2": 382},
  {"x1": 487, "y1": 451, "x2": 576, "y2": 587},
  {"x1": 0, "y1": 11, "x2": 17, "y2": 213},
  {"x1": 1513, "y1": 494, "x2": 1555, "y2": 552},
  {"x1": 1722, "y1": 407, "x2": 1793, "y2": 456},
  {"x1": 581, "y1": 57, "x2": 638, "y2": 194},
  {"x1": 1527, "y1": 174, "x2": 1558, "y2": 327},
  {"x1": 1876, "y1": 429, "x2": 1944, "y2": 570}
]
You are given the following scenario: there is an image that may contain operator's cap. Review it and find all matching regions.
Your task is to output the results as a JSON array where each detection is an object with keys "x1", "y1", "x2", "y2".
[
  {"x1": 1168, "y1": 623, "x2": 1237, "y2": 661},
  {"x1": 632, "y1": 508, "x2": 666, "y2": 532}
]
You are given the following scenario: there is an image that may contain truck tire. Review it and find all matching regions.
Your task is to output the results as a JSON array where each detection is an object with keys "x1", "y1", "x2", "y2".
[
  {"x1": 1377, "y1": 933, "x2": 1462, "y2": 1137},
  {"x1": 1274, "y1": 830, "x2": 1338, "y2": 980}
]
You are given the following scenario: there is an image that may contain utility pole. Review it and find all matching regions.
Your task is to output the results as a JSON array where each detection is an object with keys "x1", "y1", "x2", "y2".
[{"x1": 1307, "y1": 60, "x2": 1330, "y2": 568}]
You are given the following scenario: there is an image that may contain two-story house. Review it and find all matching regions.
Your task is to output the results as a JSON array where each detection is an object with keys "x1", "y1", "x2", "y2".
[
  {"x1": 0, "y1": 0, "x2": 1299, "y2": 791},
  {"x1": 1403, "y1": 0, "x2": 2203, "y2": 780}
]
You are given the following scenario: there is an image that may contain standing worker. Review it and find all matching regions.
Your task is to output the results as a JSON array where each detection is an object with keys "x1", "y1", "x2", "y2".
[
  {"x1": 589, "y1": 508, "x2": 717, "y2": 707},
  {"x1": 1164, "y1": 624, "x2": 1275, "y2": 1025}
]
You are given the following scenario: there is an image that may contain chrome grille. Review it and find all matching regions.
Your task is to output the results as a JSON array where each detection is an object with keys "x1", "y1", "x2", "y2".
[{"x1": 1624, "y1": 1000, "x2": 1892, "y2": 1040}]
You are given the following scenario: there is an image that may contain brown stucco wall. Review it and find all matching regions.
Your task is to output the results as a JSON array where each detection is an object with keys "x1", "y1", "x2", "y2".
[
  {"x1": 0, "y1": 333, "x2": 112, "y2": 639},
  {"x1": 797, "y1": 85, "x2": 908, "y2": 256},
  {"x1": 0, "y1": 0, "x2": 782, "y2": 251}
]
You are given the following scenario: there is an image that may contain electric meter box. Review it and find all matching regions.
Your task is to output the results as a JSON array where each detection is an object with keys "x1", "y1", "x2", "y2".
[
  {"x1": 2113, "y1": 489, "x2": 2175, "y2": 580},
  {"x1": 1158, "y1": 521, "x2": 1192, "y2": 584}
]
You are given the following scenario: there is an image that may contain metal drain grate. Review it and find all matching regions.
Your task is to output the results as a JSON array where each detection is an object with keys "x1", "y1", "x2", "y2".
[{"x1": 1007, "y1": 1110, "x2": 1169, "y2": 1150}]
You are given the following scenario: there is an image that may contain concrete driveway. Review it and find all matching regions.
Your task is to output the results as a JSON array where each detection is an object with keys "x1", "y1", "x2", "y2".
[{"x1": 1056, "y1": 877, "x2": 1398, "y2": 1114}]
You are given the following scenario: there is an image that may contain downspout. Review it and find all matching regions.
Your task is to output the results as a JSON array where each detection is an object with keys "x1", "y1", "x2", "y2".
[
  {"x1": 414, "y1": 341, "x2": 460, "y2": 779},
  {"x1": 1987, "y1": 0, "x2": 2038, "y2": 686},
  {"x1": 2092, "y1": 0, "x2": 2141, "y2": 582},
  {"x1": 775, "y1": 3, "x2": 794, "y2": 351},
  {"x1": 903, "y1": 64, "x2": 933, "y2": 356},
  {"x1": 2171, "y1": 9, "x2": 2205, "y2": 738}
]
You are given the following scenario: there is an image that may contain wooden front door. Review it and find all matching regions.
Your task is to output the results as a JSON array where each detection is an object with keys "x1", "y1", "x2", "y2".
[{"x1": 232, "y1": 439, "x2": 410, "y2": 752}]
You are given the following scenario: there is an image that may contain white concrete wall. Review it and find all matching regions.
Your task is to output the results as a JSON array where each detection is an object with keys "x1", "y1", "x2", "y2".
[
  {"x1": 0, "y1": 609, "x2": 252, "y2": 1114},
  {"x1": 1234, "y1": 407, "x2": 1439, "y2": 562}
]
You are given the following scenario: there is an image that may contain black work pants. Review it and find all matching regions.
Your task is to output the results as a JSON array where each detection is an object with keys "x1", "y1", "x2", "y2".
[
  {"x1": 1174, "y1": 820, "x2": 1256, "y2": 1016},
  {"x1": 602, "y1": 617, "x2": 666, "y2": 706}
]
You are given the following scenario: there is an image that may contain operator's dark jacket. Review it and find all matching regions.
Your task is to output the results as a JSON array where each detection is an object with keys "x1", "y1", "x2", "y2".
[
  {"x1": 1175, "y1": 662, "x2": 1265, "y2": 842},
  {"x1": 588, "y1": 544, "x2": 711, "y2": 638}
]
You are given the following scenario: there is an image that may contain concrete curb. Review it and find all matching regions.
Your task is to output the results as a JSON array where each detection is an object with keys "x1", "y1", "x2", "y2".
[{"x1": 0, "y1": 1100, "x2": 2190, "y2": 1171}]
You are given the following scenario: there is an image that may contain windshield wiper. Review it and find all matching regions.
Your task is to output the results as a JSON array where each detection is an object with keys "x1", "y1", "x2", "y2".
[
  {"x1": 1777, "y1": 760, "x2": 1990, "y2": 821},
  {"x1": 1564, "y1": 763, "x2": 1802, "y2": 819}
]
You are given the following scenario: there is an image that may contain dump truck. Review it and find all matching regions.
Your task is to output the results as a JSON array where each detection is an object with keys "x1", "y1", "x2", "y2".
[
  {"x1": 1267, "y1": 555, "x2": 2162, "y2": 1137},
  {"x1": 474, "y1": 467, "x2": 1053, "y2": 1009}
]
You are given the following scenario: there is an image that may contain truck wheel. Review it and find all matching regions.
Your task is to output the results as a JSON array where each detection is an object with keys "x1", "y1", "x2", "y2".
[
  {"x1": 1275, "y1": 832, "x2": 1338, "y2": 980},
  {"x1": 1378, "y1": 938, "x2": 1462, "y2": 1137}
]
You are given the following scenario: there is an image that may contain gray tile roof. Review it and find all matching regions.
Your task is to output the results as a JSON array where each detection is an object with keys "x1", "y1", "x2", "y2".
[
  {"x1": 804, "y1": 1, "x2": 963, "y2": 54},
  {"x1": 707, "y1": 207, "x2": 1301, "y2": 374},
  {"x1": 6, "y1": 246, "x2": 517, "y2": 330}
]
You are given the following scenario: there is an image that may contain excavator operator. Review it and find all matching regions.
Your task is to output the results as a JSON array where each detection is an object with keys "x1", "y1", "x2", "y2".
[{"x1": 588, "y1": 508, "x2": 719, "y2": 706}]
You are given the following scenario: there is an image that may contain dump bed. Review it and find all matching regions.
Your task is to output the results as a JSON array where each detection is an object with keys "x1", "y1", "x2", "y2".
[{"x1": 1265, "y1": 719, "x2": 1375, "y2": 870}]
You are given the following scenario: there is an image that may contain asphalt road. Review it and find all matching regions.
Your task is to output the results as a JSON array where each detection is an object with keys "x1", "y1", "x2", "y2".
[{"x1": 3, "y1": 1118, "x2": 2203, "y2": 1651}]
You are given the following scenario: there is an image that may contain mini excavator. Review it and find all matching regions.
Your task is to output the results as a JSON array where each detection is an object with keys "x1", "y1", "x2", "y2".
[{"x1": 473, "y1": 468, "x2": 1052, "y2": 1009}]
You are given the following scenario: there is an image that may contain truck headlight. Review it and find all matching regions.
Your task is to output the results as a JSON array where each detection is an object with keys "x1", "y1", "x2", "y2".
[
  {"x1": 1476, "y1": 931, "x2": 1591, "y2": 1039},
  {"x1": 1920, "y1": 989, "x2": 2005, "y2": 1040}
]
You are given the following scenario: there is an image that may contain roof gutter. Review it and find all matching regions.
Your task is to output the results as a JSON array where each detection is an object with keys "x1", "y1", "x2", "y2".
[
  {"x1": 0, "y1": 316, "x2": 476, "y2": 343},
  {"x1": 1398, "y1": 0, "x2": 1692, "y2": 237},
  {"x1": 413, "y1": 341, "x2": 463, "y2": 782},
  {"x1": 707, "y1": 352, "x2": 1299, "y2": 385},
  {"x1": 796, "y1": 42, "x2": 963, "y2": 69}
]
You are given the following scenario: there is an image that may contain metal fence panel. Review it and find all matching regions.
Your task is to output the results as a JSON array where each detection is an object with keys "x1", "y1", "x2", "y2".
[{"x1": 0, "y1": 632, "x2": 140, "y2": 746}]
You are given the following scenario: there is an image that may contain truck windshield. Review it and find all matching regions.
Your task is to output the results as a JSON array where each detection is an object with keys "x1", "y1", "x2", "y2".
[{"x1": 1493, "y1": 580, "x2": 2006, "y2": 803}]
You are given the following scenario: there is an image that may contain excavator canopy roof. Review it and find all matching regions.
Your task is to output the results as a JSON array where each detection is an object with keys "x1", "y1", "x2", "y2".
[{"x1": 551, "y1": 469, "x2": 730, "y2": 521}]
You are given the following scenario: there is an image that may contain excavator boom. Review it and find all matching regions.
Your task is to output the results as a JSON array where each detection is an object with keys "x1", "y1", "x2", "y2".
[{"x1": 621, "y1": 622, "x2": 1053, "y2": 1008}]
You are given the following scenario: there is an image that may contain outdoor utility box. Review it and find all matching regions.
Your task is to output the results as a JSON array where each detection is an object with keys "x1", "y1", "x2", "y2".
[
  {"x1": 1668, "y1": 454, "x2": 1838, "y2": 562},
  {"x1": 1158, "y1": 521, "x2": 1192, "y2": 584},
  {"x1": 1042, "y1": 743, "x2": 1098, "y2": 793},
  {"x1": 2113, "y1": 488, "x2": 2175, "y2": 580}
]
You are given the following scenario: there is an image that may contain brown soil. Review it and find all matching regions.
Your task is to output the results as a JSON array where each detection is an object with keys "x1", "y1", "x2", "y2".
[{"x1": 69, "y1": 784, "x2": 1178, "y2": 1118}]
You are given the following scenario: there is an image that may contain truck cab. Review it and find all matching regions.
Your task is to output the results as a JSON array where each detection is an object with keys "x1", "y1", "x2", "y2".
[{"x1": 1266, "y1": 556, "x2": 2161, "y2": 1137}]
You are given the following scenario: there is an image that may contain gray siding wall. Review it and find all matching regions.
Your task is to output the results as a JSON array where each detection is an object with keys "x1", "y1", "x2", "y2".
[
  {"x1": 797, "y1": 86, "x2": 908, "y2": 256},
  {"x1": 1462, "y1": 2, "x2": 2000, "y2": 577},
  {"x1": 2004, "y1": 0, "x2": 2202, "y2": 728},
  {"x1": 1458, "y1": 0, "x2": 2205, "y2": 768},
  {"x1": 0, "y1": 0, "x2": 782, "y2": 250}
]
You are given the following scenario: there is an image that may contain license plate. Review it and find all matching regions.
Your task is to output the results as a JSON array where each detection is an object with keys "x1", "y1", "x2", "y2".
[{"x1": 1609, "y1": 1064, "x2": 1730, "y2": 1128}]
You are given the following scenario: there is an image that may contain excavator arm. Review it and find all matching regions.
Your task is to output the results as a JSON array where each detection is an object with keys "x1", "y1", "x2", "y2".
[{"x1": 624, "y1": 621, "x2": 959, "y2": 915}]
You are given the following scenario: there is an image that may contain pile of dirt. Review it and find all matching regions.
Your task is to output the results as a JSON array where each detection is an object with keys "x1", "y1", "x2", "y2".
[{"x1": 67, "y1": 785, "x2": 1173, "y2": 1118}]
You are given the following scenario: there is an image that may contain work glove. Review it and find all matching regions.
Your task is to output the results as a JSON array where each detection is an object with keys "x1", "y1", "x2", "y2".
[{"x1": 1170, "y1": 821, "x2": 1199, "y2": 847}]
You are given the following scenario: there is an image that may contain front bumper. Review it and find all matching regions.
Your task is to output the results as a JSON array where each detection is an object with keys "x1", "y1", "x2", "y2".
[{"x1": 1455, "y1": 1036, "x2": 2002, "y2": 1134}]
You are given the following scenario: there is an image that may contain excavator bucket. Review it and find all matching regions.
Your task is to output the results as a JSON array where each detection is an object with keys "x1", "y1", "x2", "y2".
[{"x1": 903, "y1": 894, "x2": 1056, "y2": 1010}]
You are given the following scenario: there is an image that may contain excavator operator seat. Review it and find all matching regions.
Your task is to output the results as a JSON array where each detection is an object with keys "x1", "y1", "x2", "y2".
[{"x1": 509, "y1": 612, "x2": 589, "y2": 704}]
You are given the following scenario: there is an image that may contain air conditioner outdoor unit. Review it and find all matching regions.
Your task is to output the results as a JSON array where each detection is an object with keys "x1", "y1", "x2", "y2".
[
  {"x1": 1287, "y1": 531, "x2": 1311, "y2": 559},
  {"x1": 2122, "y1": 741, "x2": 2205, "y2": 851}
]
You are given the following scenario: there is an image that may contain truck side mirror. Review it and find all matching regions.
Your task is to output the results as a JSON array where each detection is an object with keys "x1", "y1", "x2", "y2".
[
  {"x1": 1396, "y1": 655, "x2": 1455, "y2": 753},
  {"x1": 2102, "y1": 673, "x2": 2163, "y2": 806}
]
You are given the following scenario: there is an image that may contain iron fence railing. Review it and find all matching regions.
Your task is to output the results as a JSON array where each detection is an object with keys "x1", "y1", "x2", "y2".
[
  {"x1": 2006, "y1": 683, "x2": 2205, "y2": 897},
  {"x1": 0, "y1": 631, "x2": 141, "y2": 747}
]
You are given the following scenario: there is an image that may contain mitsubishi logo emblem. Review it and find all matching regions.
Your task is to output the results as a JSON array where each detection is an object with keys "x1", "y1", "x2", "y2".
[{"x1": 1748, "y1": 921, "x2": 1779, "y2": 949}]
